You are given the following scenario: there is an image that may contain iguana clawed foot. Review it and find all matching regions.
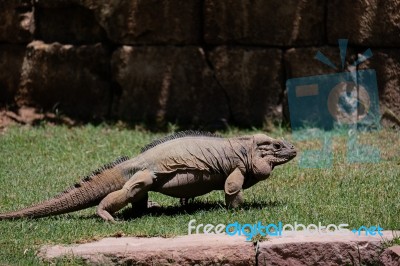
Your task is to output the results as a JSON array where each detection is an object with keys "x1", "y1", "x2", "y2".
[{"x1": 99, "y1": 200, "x2": 161, "y2": 222}]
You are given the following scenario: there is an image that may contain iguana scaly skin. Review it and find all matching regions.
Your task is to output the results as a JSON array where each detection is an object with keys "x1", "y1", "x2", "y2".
[{"x1": 0, "y1": 131, "x2": 296, "y2": 222}]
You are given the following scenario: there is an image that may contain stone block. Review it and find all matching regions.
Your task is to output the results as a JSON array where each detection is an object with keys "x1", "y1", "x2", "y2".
[
  {"x1": 39, "y1": 231, "x2": 399, "y2": 265},
  {"x1": 37, "y1": 0, "x2": 202, "y2": 45},
  {"x1": 0, "y1": 45, "x2": 26, "y2": 104},
  {"x1": 100, "y1": 0, "x2": 202, "y2": 44},
  {"x1": 358, "y1": 49, "x2": 400, "y2": 128},
  {"x1": 380, "y1": 245, "x2": 400, "y2": 266},
  {"x1": 112, "y1": 46, "x2": 229, "y2": 128},
  {"x1": 257, "y1": 231, "x2": 398, "y2": 266},
  {"x1": 37, "y1": 0, "x2": 201, "y2": 44},
  {"x1": 284, "y1": 46, "x2": 357, "y2": 79},
  {"x1": 327, "y1": 0, "x2": 400, "y2": 47},
  {"x1": 39, "y1": 234, "x2": 255, "y2": 265},
  {"x1": 204, "y1": 0, "x2": 324, "y2": 46},
  {"x1": 16, "y1": 41, "x2": 111, "y2": 119},
  {"x1": 0, "y1": 0, "x2": 34, "y2": 43},
  {"x1": 209, "y1": 47, "x2": 283, "y2": 127},
  {"x1": 35, "y1": 2, "x2": 107, "y2": 44}
]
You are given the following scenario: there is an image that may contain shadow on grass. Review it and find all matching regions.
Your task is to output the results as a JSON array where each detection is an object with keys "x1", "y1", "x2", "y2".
[
  {"x1": 38, "y1": 199, "x2": 285, "y2": 222},
  {"x1": 117, "y1": 199, "x2": 285, "y2": 221}
]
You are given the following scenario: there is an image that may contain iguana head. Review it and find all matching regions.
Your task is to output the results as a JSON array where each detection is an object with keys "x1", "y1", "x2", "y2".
[{"x1": 253, "y1": 134, "x2": 297, "y2": 168}]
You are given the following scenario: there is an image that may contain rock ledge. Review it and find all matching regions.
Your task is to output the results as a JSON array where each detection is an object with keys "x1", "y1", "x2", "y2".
[{"x1": 39, "y1": 231, "x2": 399, "y2": 265}]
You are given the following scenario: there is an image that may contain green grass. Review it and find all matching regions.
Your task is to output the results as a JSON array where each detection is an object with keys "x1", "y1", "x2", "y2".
[{"x1": 0, "y1": 124, "x2": 399, "y2": 265}]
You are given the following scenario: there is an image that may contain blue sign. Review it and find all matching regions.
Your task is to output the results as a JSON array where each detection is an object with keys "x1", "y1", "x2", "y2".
[{"x1": 287, "y1": 39, "x2": 381, "y2": 168}]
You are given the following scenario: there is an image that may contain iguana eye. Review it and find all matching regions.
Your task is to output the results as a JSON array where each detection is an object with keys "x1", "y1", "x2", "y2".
[{"x1": 273, "y1": 143, "x2": 281, "y2": 150}]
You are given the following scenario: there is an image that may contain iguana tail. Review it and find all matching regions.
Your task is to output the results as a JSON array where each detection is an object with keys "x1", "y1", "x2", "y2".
[{"x1": 0, "y1": 157, "x2": 130, "y2": 220}]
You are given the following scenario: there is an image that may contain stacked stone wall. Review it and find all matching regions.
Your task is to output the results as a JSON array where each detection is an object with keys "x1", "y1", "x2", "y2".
[{"x1": 1, "y1": 0, "x2": 399, "y2": 128}]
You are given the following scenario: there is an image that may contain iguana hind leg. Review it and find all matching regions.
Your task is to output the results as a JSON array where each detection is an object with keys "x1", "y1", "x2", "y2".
[
  {"x1": 132, "y1": 194, "x2": 160, "y2": 210},
  {"x1": 97, "y1": 170, "x2": 154, "y2": 222},
  {"x1": 128, "y1": 193, "x2": 160, "y2": 218}
]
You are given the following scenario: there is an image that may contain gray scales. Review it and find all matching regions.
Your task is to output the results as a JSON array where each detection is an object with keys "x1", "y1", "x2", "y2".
[{"x1": 0, "y1": 131, "x2": 297, "y2": 222}]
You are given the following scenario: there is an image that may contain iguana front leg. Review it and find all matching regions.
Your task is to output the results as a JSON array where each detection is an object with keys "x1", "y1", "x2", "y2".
[
  {"x1": 224, "y1": 168, "x2": 245, "y2": 208},
  {"x1": 97, "y1": 170, "x2": 154, "y2": 222}
]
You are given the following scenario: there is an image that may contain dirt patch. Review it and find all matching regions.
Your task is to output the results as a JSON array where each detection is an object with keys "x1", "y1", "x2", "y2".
[{"x1": 0, "y1": 106, "x2": 76, "y2": 132}]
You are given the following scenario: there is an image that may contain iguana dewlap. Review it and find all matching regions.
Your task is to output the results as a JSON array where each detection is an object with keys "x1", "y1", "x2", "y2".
[{"x1": 0, "y1": 131, "x2": 296, "y2": 222}]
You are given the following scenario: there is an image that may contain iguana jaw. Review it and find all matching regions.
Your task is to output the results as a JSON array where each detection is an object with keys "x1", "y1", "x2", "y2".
[
  {"x1": 269, "y1": 140, "x2": 297, "y2": 168},
  {"x1": 271, "y1": 149, "x2": 297, "y2": 167}
]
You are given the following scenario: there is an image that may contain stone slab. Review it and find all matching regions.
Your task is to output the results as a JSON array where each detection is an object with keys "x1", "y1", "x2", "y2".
[
  {"x1": 39, "y1": 231, "x2": 399, "y2": 265},
  {"x1": 257, "y1": 230, "x2": 399, "y2": 266},
  {"x1": 380, "y1": 245, "x2": 400, "y2": 266},
  {"x1": 39, "y1": 234, "x2": 255, "y2": 265}
]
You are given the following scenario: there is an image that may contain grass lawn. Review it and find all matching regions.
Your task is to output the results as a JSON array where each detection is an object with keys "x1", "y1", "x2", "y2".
[{"x1": 0, "y1": 124, "x2": 399, "y2": 264}]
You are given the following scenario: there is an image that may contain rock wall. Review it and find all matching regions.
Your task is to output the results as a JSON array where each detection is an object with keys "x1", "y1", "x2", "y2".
[{"x1": 1, "y1": 0, "x2": 399, "y2": 128}]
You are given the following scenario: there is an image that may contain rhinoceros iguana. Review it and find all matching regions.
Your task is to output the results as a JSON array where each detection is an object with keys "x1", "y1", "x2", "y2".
[{"x1": 0, "y1": 131, "x2": 296, "y2": 222}]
